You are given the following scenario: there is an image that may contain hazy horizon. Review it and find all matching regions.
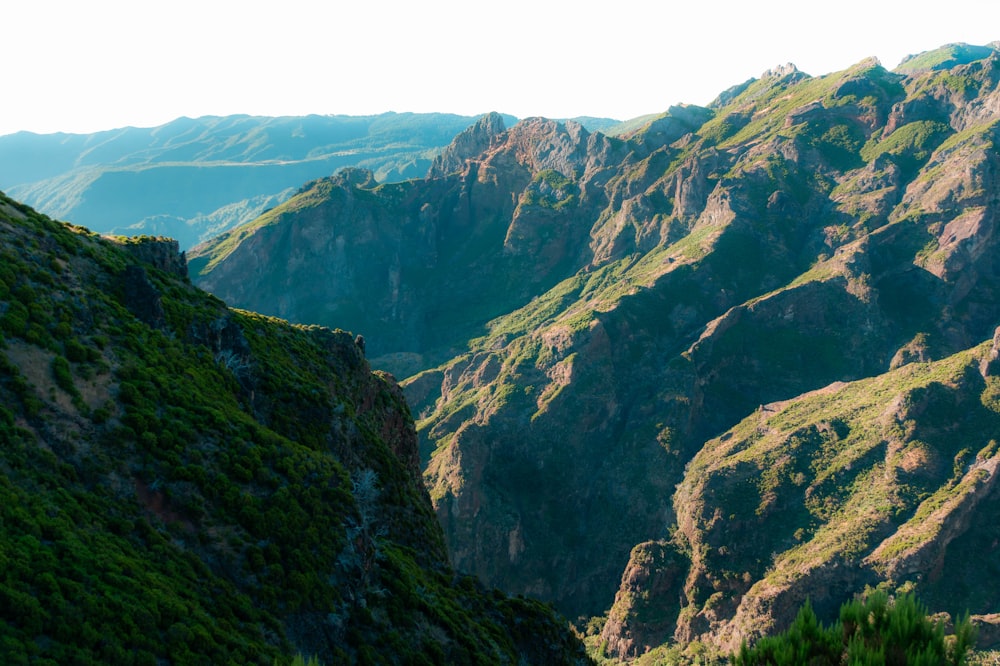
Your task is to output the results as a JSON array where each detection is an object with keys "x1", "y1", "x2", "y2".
[{"x1": 3, "y1": 0, "x2": 998, "y2": 137}]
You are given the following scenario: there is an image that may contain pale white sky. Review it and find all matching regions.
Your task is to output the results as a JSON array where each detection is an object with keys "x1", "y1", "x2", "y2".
[{"x1": 2, "y1": 0, "x2": 998, "y2": 136}]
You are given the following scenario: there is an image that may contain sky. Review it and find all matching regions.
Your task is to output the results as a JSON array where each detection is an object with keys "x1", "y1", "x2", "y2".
[{"x1": 2, "y1": 0, "x2": 999, "y2": 137}]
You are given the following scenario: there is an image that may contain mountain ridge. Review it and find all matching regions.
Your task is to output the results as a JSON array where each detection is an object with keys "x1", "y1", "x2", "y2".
[{"x1": 0, "y1": 112, "x2": 625, "y2": 252}]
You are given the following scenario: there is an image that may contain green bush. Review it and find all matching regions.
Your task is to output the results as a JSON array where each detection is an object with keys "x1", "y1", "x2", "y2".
[
  {"x1": 64, "y1": 338, "x2": 90, "y2": 363},
  {"x1": 735, "y1": 591, "x2": 976, "y2": 666},
  {"x1": 0, "y1": 301, "x2": 29, "y2": 336},
  {"x1": 51, "y1": 356, "x2": 75, "y2": 394}
]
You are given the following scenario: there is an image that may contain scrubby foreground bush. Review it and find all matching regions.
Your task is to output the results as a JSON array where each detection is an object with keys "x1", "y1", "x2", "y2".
[{"x1": 735, "y1": 592, "x2": 976, "y2": 665}]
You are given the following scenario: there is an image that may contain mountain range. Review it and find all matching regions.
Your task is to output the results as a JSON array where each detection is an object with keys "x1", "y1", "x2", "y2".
[
  {"x1": 0, "y1": 113, "x2": 623, "y2": 252},
  {"x1": 184, "y1": 41, "x2": 1000, "y2": 660}
]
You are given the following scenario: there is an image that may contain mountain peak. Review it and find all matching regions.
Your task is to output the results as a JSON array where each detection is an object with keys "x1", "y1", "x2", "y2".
[
  {"x1": 427, "y1": 112, "x2": 507, "y2": 178},
  {"x1": 895, "y1": 41, "x2": 999, "y2": 73},
  {"x1": 762, "y1": 62, "x2": 800, "y2": 79}
]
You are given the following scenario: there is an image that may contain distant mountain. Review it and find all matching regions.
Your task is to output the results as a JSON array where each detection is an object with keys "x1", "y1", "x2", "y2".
[
  {"x1": 0, "y1": 113, "x2": 506, "y2": 249},
  {"x1": 0, "y1": 192, "x2": 589, "y2": 663},
  {"x1": 0, "y1": 113, "x2": 626, "y2": 251},
  {"x1": 187, "y1": 42, "x2": 1000, "y2": 660}
]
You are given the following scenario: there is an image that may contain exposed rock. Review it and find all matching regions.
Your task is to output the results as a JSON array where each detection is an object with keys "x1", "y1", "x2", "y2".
[
  {"x1": 979, "y1": 326, "x2": 1000, "y2": 377},
  {"x1": 121, "y1": 264, "x2": 167, "y2": 329},
  {"x1": 118, "y1": 236, "x2": 188, "y2": 279},
  {"x1": 427, "y1": 112, "x2": 507, "y2": 178},
  {"x1": 973, "y1": 613, "x2": 1000, "y2": 649},
  {"x1": 600, "y1": 541, "x2": 687, "y2": 659}
]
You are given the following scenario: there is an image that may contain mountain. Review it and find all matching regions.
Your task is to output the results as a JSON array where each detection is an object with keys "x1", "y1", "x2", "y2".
[
  {"x1": 0, "y1": 113, "x2": 627, "y2": 252},
  {"x1": 0, "y1": 192, "x2": 589, "y2": 664},
  {"x1": 188, "y1": 41, "x2": 1000, "y2": 659},
  {"x1": 188, "y1": 113, "x2": 640, "y2": 375},
  {"x1": 0, "y1": 113, "x2": 511, "y2": 250}
]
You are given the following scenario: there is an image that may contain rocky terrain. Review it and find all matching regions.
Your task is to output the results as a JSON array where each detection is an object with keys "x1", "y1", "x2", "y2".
[{"x1": 190, "y1": 41, "x2": 1000, "y2": 659}]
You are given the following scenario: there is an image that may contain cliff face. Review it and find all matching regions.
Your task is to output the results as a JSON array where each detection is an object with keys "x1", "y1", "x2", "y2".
[
  {"x1": 188, "y1": 43, "x2": 1000, "y2": 658},
  {"x1": 0, "y1": 193, "x2": 588, "y2": 664}
]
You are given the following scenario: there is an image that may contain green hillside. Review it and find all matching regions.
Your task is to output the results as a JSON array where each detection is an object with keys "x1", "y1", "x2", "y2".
[{"x1": 0, "y1": 192, "x2": 589, "y2": 664}]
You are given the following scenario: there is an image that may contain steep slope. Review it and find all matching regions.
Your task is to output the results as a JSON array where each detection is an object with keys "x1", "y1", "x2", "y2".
[
  {"x1": 603, "y1": 340, "x2": 1000, "y2": 656},
  {"x1": 187, "y1": 42, "x2": 1000, "y2": 658},
  {"x1": 418, "y1": 46, "x2": 1000, "y2": 628},
  {"x1": 0, "y1": 192, "x2": 588, "y2": 664}
]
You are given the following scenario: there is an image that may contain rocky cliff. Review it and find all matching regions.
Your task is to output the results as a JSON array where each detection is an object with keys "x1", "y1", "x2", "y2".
[
  {"x1": 188, "y1": 42, "x2": 1000, "y2": 659},
  {"x1": 190, "y1": 113, "x2": 629, "y2": 373}
]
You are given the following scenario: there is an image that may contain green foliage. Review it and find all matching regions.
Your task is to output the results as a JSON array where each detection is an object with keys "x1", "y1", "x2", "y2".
[
  {"x1": 860, "y1": 121, "x2": 952, "y2": 179},
  {"x1": 522, "y1": 169, "x2": 581, "y2": 209},
  {"x1": 50, "y1": 355, "x2": 74, "y2": 393},
  {"x1": 735, "y1": 592, "x2": 976, "y2": 666},
  {"x1": 283, "y1": 655, "x2": 323, "y2": 666},
  {"x1": 809, "y1": 123, "x2": 866, "y2": 171}
]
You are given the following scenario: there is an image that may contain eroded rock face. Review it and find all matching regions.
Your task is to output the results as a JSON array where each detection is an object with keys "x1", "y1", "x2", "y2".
[
  {"x1": 191, "y1": 113, "x2": 626, "y2": 369},
  {"x1": 600, "y1": 541, "x2": 687, "y2": 659},
  {"x1": 427, "y1": 111, "x2": 508, "y2": 178},
  {"x1": 119, "y1": 236, "x2": 188, "y2": 279}
]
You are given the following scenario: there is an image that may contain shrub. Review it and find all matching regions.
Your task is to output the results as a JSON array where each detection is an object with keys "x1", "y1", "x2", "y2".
[
  {"x1": 51, "y1": 356, "x2": 75, "y2": 394},
  {"x1": 735, "y1": 591, "x2": 976, "y2": 666},
  {"x1": 64, "y1": 338, "x2": 90, "y2": 363},
  {"x1": 0, "y1": 301, "x2": 29, "y2": 336}
]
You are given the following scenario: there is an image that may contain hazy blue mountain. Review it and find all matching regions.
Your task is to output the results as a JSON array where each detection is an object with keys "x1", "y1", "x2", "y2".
[
  {"x1": 0, "y1": 113, "x2": 509, "y2": 249},
  {"x1": 1, "y1": 112, "x2": 627, "y2": 250}
]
